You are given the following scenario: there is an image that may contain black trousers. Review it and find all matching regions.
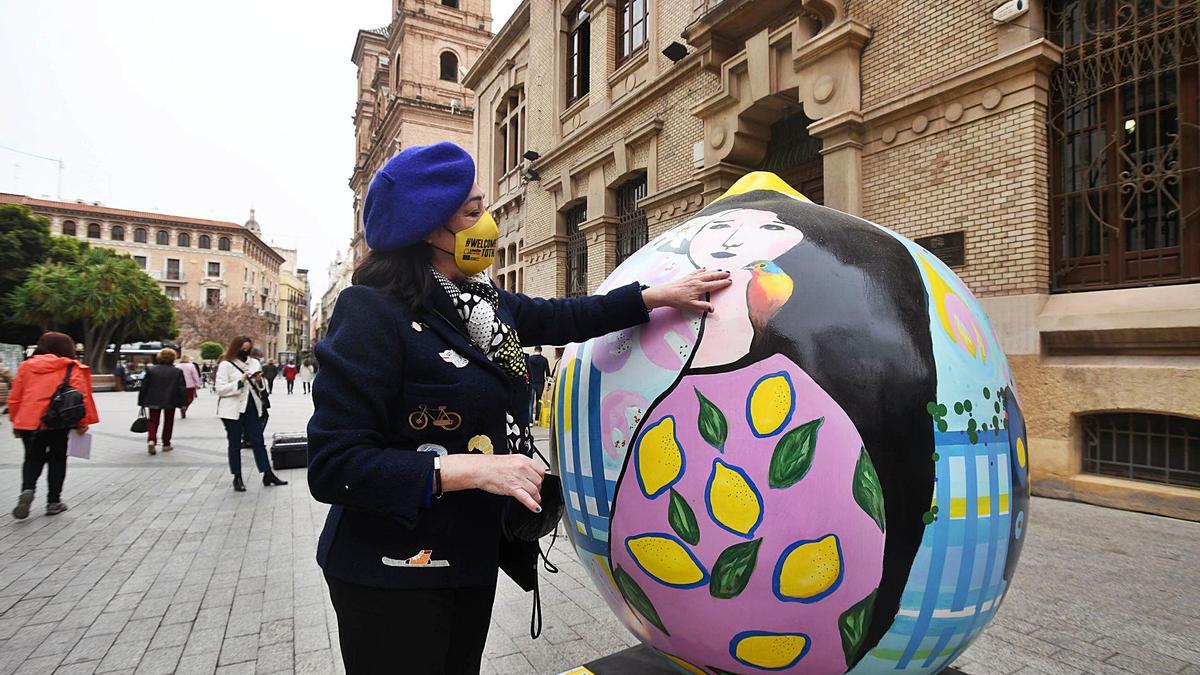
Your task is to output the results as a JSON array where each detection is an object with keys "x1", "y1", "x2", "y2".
[
  {"x1": 20, "y1": 429, "x2": 69, "y2": 503},
  {"x1": 325, "y1": 574, "x2": 497, "y2": 675},
  {"x1": 286, "y1": 380, "x2": 294, "y2": 394}
]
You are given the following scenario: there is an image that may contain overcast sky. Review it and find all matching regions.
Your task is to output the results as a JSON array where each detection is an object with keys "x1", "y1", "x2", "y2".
[{"x1": 0, "y1": 0, "x2": 522, "y2": 303}]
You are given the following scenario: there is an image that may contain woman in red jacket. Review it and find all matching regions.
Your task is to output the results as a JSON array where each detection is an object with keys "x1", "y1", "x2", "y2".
[{"x1": 7, "y1": 332, "x2": 100, "y2": 519}]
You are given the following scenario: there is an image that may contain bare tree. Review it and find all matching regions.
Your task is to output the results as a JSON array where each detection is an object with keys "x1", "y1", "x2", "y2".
[{"x1": 174, "y1": 301, "x2": 266, "y2": 352}]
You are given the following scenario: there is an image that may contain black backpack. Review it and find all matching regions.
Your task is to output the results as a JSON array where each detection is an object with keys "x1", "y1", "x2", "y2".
[{"x1": 42, "y1": 363, "x2": 87, "y2": 430}]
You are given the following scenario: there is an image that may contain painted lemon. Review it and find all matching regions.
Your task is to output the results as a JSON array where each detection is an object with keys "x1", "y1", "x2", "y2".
[
  {"x1": 747, "y1": 372, "x2": 795, "y2": 437},
  {"x1": 706, "y1": 459, "x2": 764, "y2": 538},
  {"x1": 1016, "y1": 437, "x2": 1027, "y2": 469},
  {"x1": 636, "y1": 416, "x2": 684, "y2": 498},
  {"x1": 774, "y1": 533, "x2": 844, "y2": 602},
  {"x1": 626, "y1": 534, "x2": 708, "y2": 588},
  {"x1": 731, "y1": 631, "x2": 811, "y2": 670}
]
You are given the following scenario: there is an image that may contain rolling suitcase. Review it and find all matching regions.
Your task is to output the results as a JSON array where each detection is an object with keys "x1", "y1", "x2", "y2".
[{"x1": 270, "y1": 433, "x2": 308, "y2": 470}]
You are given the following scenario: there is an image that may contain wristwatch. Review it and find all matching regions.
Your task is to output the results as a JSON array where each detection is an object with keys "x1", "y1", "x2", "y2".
[{"x1": 432, "y1": 455, "x2": 443, "y2": 499}]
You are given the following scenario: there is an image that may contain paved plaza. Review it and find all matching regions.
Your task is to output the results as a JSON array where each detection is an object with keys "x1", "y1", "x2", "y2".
[{"x1": 0, "y1": 389, "x2": 1197, "y2": 675}]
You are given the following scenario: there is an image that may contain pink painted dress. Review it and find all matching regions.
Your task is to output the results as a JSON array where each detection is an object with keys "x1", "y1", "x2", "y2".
[{"x1": 608, "y1": 353, "x2": 886, "y2": 673}]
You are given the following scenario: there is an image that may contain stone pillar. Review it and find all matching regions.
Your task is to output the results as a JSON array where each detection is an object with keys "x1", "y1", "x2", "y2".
[{"x1": 808, "y1": 111, "x2": 865, "y2": 215}]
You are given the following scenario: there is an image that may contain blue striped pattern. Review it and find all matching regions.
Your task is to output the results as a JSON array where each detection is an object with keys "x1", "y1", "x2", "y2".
[{"x1": 850, "y1": 429, "x2": 1013, "y2": 674}]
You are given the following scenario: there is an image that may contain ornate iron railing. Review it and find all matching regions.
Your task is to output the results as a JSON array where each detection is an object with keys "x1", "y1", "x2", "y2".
[
  {"x1": 1047, "y1": 0, "x2": 1200, "y2": 291},
  {"x1": 616, "y1": 176, "x2": 649, "y2": 266},
  {"x1": 565, "y1": 205, "x2": 588, "y2": 298}
]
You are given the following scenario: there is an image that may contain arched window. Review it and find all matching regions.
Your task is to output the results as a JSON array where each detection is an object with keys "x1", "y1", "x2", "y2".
[
  {"x1": 61, "y1": 220, "x2": 76, "y2": 236},
  {"x1": 198, "y1": 234, "x2": 211, "y2": 249},
  {"x1": 439, "y1": 51, "x2": 458, "y2": 82},
  {"x1": 178, "y1": 232, "x2": 191, "y2": 247},
  {"x1": 111, "y1": 225, "x2": 125, "y2": 241},
  {"x1": 155, "y1": 230, "x2": 170, "y2": 245},
  {"x1": 87, "y1": 223, "x2": 101, "y2": 238},
  {"x1": 134, "y1": 228, "x2": 148, "y2": 243},
  {"x1": 218, "y1": 236, "x2": 231, "y2": 251}
]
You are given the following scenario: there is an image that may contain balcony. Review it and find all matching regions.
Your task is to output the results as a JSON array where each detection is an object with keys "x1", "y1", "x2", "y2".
[{"x1": 148, "y1": 270, "x2": 187, "y2": 283}]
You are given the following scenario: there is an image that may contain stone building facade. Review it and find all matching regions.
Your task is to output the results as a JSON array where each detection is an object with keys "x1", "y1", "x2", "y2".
[
  {"x1": 464, "y1": 0, "x2": 1200, "y2": 519},
  {"x1": 348, "y1": 0, "x2": 494, "y2": 261},
  {"x1": 273, "y1": 247, "x2": 311, "y2": 363},
  {"x1": 0, "y1": 194, "x2": 286, "y2": 360}
]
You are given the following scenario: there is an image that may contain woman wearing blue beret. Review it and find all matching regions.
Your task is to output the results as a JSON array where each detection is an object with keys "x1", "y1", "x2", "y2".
[{"x1": 308, "y1": 141, "x2": 730, "y2": 674}]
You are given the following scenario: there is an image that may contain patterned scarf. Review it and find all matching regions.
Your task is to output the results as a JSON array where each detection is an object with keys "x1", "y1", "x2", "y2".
[{"x1": 432, "y1": 268, "x2": 532, "y2": 454}]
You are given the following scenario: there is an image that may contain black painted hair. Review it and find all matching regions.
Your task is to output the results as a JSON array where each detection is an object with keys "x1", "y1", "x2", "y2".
[{"x1": 351, "y1": 243, "x2": 435, "y2": 313}]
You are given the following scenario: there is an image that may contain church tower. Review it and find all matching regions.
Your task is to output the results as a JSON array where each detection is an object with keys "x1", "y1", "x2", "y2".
[{"x1": 349, "y1": 0, "x2": 493, "y2": 258}]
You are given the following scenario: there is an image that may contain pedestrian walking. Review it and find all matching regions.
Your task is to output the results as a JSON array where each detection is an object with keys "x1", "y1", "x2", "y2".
[
  {"x1": 138, "y1": 348, "x2": 186, "y2": 454},
  {"x1": 262, "y1": 359, "x2": 278, "y2": 394},
  {"x1": 215, "y1": 337, "x2": 288, "y2": 492},
  {"x1": 282, "y1": 361, "x2": 298, "y2": 394},
  {"x1": 178, "y1": 355, "x2": 202, "y2": 418},
  {"x1": 7, "y1": 332, "x2": 100, "y2": 519},
  {"x1": 307, "y1": 142, "x2": 730, "y2": 675},
  {"x1": 299, "y1": 357, "x2": 314, "y2": 395},
  {"x1": 112, "y1": 360, "x2": 126, "y2": 392},
  {"x1": 526, "y1": 346, "x2": 550, "y2": 423}
]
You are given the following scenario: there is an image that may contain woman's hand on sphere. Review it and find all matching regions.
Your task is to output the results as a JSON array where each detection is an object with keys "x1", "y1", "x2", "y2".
[
  {"x1": 441, "y1": 453, "x2": 545, "y2": 512},
  {"x1": 641, "y1": 269, "x2": 733, "y2": 314}
]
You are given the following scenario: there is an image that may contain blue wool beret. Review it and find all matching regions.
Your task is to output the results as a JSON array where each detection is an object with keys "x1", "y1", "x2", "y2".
[{"x1": 363, "y1": 142, "x2": 476, "y2": 252}]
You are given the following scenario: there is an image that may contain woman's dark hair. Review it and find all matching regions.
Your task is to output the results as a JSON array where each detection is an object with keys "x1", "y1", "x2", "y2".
[
  {"x1": 351, "y1": 243, "x2": 434, "y2": 312},
  {"x1": 222, "y1": 336, "x2": 252, "y2": 362},
  {"x1": 34, "y1": 332, "x2": 76, "y2": 359}
]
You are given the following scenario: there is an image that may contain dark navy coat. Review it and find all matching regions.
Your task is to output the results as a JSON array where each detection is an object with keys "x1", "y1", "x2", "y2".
[{"x1": 308, "y1": 279, "x2": 649, "y2": 590}]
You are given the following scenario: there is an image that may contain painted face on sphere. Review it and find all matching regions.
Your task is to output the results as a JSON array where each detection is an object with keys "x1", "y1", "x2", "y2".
[{"x1": 685, "y1": 209, "x2": 804, "y2": 269}]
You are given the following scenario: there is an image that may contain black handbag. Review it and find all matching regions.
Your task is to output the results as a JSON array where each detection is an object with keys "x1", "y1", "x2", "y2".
[
  {"x1": 130, "y1": 407, "x2": 148, "y2": 434},
  {"x1": 42, "y1": 363, "x2": 86, "y2": 430}
]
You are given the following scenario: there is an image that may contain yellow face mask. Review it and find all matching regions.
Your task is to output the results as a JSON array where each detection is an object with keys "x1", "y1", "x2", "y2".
[{"x1": 446, "y1": 211, "x2": 499, "y2": 276}]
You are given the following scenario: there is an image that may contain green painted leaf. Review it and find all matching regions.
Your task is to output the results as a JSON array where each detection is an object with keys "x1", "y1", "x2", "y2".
[
  {"x1": 613, "y1": 565, "x2": 670, "y2": 636},
  {"x1": 695, "y1": 388, "x2": 728, "y2": 452},
  {"x1": 768, "y1": 417, "x2": 823, "y2": 489},
  {"x1": 667, "y1": 489, "x2": 701, "y2": 546},
  {"x1": 852, "y1": 447, "x2": 886, "y2": 533},
  {"x1": 839, "y1": 588, "x2": 877, "y2": 667},
  {"x1": 708, "y1": 538, "x2": 761, "y2": 599}
]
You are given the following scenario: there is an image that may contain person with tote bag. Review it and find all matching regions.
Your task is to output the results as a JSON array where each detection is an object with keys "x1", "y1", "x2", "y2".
[{"x1": 214, "y1": 336, "x2": 288, "y2": 492}]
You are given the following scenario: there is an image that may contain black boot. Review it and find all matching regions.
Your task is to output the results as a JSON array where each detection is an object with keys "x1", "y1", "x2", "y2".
[
  {"x1": 263, "y1": 472, "x2": 288, "y2": 487},
  {"x1": 233, "y1": 474, "x2": 246, "y2": 492}
]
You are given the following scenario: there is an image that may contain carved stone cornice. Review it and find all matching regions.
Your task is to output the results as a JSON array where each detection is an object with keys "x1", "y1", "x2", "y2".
[{"x1": 640, "y1": 180, "x2": 705, "y2": 225}]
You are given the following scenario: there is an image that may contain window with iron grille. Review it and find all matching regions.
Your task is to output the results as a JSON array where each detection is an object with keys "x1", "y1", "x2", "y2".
[
  {"x1": 1047, "y1": 0, "x2": 1199, "y2": 291},
  {"x1": 757, "y1": 112, "x2": 824, "y2": 205},
  {"x1": 565, "y1": 204, "x2": 588, "y2": 297},
  {"x1": 617, "y1": 0, "x2": 648, "y2": 64},
  {"x1": 61, "y1": 220, "x2": 76, "y2": 236},
  {"x1": 566, "y1": 5, "x2": 591, "y2": 106},
  {"x1": 616, "y1": 176, "x2": 648, "y2": 266},
  {"x1": 1083, "y1": 412, "x2": 1200, "y2": 487}
]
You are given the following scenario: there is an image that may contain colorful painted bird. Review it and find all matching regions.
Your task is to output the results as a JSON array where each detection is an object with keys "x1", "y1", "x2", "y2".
[{"x1": 744, "y1": 260, "x2": 793, "y2": 330}]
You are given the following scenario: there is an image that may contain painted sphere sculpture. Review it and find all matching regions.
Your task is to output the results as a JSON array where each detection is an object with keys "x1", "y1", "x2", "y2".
[{"x1": 550, "y1": 173, "x2": 1029, "y2": 675}]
